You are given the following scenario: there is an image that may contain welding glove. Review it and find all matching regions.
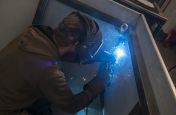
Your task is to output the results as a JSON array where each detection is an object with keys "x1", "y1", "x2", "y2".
[{"x1": 83, "y1": 62, "x2": 110, "y2": 99}]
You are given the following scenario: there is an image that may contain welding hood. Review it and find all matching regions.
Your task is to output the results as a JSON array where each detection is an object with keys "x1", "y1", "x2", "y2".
[
  {"x1": 76, "y1": 12, "x2": 103, "y2": 64},
  {"x1": 78, "y1": 25, "x2": 103, "y2": 64},
  {"x1": 56, "y1": 11, "x2": 103, "y2": 64}
]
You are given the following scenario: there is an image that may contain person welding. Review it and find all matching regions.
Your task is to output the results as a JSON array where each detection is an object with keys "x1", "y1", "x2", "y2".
[{"x1": 0, "y1": 12, "x2": 111, "y2": 115}]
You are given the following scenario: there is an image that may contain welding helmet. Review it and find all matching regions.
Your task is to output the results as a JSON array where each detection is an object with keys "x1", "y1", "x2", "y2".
[
  {"x1": 77, "y1": 12, "x2": 103, "y2": 64},
  {"x1": 56, "y1": 12, "x2": 103, "y2": 64}
]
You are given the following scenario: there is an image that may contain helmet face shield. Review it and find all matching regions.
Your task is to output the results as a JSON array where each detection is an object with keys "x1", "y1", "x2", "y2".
[{"x1": 78, "y1": 30, "x2": 103, "y2": 64}]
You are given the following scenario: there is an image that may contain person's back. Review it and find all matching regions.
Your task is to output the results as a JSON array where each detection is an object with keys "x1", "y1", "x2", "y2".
[
  {"x1": 0, "y1": 26, "x2": 60, "y2": 114},
  {"x1": 0, "y1": 12, "x2": 110, "y2": 115}
]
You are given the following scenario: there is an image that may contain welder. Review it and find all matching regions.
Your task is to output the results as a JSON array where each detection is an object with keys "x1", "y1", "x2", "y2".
[{"x1": 0, "y1": 12, "x2": 111, "y2": 115}]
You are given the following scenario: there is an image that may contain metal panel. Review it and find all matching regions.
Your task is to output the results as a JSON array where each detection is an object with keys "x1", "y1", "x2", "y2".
[
  {"x1": 40, "y1": 0, "x2": 141, "y2": 114},
  {"x1": 76, "y1": 0, "x2": 141, "y2": 26}
]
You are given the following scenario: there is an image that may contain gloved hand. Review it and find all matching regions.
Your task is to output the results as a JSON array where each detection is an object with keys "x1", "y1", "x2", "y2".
[
  {"x1": 92, "y1": 51, "x2": 116, "y2": 64},
  {"x1": 83, "y1": 62, "x2": 110, "y2": 99}
]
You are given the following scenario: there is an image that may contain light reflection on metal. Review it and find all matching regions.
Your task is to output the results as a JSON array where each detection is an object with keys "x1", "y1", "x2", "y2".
[
  {"x1": 113, "y1": 43, "x2": 126, "y2": 64},
  {"x1": 103, "y1": 32, "x2": 128, "y2": 85},
  {"x1": 114, "y1": 47, "x2": 125, "y2": 59}
]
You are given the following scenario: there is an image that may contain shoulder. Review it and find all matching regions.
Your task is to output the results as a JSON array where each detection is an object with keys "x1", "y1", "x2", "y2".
[{"x1": 24, "y1": 54, "x2": 63, "y2": 86}]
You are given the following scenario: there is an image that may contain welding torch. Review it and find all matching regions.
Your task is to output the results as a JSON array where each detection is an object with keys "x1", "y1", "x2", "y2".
[{"x1": 90, "y1": 50, "x2": 116, "y2": 86}]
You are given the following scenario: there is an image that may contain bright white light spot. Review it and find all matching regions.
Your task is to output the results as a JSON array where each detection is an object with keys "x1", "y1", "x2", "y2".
[
  {"x1": 113, "y1": 46, "x2": 126, "y2": 63},
  {"x1": 114, "y1": 48, "x2": 125, "y2": 58}
]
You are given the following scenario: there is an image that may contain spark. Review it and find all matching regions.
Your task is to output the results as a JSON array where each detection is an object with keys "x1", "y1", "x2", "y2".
[{"x1": 113, "y1": 44, "x2": 126, "y2": 63}]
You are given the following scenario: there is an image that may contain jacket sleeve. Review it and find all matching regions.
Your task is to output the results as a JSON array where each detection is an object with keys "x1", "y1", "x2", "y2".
[{"x1": 38, "y1": 64, "x2": 94, "y2": 114}]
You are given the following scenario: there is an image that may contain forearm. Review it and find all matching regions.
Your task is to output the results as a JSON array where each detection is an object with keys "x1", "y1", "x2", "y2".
[
  {"x1": 59, "y1": 76, "x2": 105, "y2": 113},
  {"x1": 59, "y1": 89, "x2": 93, "y2": 114},
  {"x1": 39, "y1": 65, "x2": 105, "y2": 114}
]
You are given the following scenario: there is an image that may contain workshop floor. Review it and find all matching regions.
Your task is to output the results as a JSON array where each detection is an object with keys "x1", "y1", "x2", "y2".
[{"x1": 156, "y1": 41, "x2": 176, "y2": 87}]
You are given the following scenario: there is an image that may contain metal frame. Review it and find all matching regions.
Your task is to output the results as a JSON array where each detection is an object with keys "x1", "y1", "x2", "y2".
[
  {"x1": 32, "y1": 0, "x2": 150, "y2": 114},
  {"x1": 113, "y1": 0, "x2": 167, "y2": 37},
  {"x1": 128, "y1": 30, "x2": 159, "y2": 115},
  {"x1": 33, "y1": 0, "x2": 175, "y2": 115}
]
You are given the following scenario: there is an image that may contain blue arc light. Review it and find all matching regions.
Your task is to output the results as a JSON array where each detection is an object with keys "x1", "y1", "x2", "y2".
[
  {"x1": 113, "y1": 43, "x2": 126, "y2": 63},
  {"x1": 114, "y1": 48, "x2": 125, "y2": 58}
]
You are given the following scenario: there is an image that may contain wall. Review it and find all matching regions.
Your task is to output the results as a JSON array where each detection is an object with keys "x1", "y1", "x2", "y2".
[
  {"x1": 162, "y1": 0, "x2": 176, "y2": 33},
  {"x1": 0, "y1": 0, "x2": 40, "y2": 49}
]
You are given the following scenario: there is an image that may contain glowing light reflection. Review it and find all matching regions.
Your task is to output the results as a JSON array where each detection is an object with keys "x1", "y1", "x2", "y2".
[
  {"x1": 113, "y1": 44, "x2": 126, "y2": 63},
  {"x1": 114, "y1": 48, "x2": 125, "y2": 58}
]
